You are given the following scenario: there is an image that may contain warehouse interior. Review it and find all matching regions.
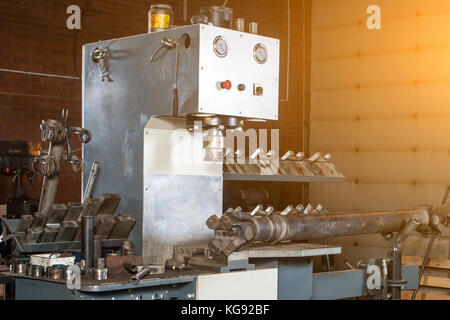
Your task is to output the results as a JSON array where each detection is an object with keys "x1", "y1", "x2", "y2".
[{"x1": 0, "y1": 0, "x2": 449, "y2": 301}]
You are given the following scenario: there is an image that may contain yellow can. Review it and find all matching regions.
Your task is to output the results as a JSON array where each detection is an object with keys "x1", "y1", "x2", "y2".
[{"x1": 148, "y1": 4, "x2": 173, "y2": 33}]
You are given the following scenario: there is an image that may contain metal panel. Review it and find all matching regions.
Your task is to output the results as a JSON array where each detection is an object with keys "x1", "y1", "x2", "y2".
[
  {"x1": 196, "y1": 268, "x2": 278, "y2": 300},
  {"x1": 311, "y1": 264, "x2": 419, "y2": 300},
  {"x1": 143, "y1": 174, "x2": 222, "y2": 265},
  {"x1": 197, "y1": 25, "x2": 280, "y2": 120},
  {"x1": 82, "y1": 26, "x2": 201, "y2": 254}
]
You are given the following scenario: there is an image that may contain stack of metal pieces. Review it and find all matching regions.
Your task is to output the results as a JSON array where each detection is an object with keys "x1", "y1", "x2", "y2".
[
  {"x1": 223, "y1": 150, "x2": 345, "y2": 180},
  {"x1": 14, "y1": 193, "x2": 136, "y2": 247}
]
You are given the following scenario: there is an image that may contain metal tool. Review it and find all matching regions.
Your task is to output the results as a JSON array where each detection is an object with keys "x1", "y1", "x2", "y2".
[
  {"x1": 92, "y1": 258, "x2": 108, "y2": 280},
  {"x1": 149, "y1": 33, "x2": 190, "y2": 116},
  {"x1": 125, "y1": 264, "x2": 165, "y2": 283},
  {"x1": 83, "y1": 161, "x2": 99, "y2": 203},
  {"x1": 206, "y1": 205, "x2": 439, "y2": 256}
]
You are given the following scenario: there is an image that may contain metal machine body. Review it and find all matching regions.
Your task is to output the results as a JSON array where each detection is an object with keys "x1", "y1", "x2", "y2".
[
  {"x1": 11, "y1": 22, "x2": 446, "y2": 300},
  {"x1": 82, "y1": 24, "x2": 280, "y2": 256}
]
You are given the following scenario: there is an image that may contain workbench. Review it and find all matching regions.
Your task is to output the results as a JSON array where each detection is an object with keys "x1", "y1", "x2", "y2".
[{"x1": 1, "y1": 243, "x2": 420, "y2": 300}]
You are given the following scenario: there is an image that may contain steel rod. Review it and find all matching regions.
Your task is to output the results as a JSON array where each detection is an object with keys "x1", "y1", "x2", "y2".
[
  {"x1": 81, "y1": 216, "x2": 95, "y2": 270},
  {"x1": 411, "y1": 234, "x2": 435, "y2": 300}
]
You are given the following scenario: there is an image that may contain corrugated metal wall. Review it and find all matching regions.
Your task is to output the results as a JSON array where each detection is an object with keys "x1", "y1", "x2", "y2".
[{"x1": 309, "y1": 0, "x2": 450, "y2": 262}]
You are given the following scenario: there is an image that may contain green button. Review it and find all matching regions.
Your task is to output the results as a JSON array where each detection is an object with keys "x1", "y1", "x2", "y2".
[{"x1": 238, "y1": 84, "x2": 246, "y2": 91}]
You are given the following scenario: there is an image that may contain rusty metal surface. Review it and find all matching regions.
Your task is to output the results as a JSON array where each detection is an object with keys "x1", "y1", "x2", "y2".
[
  {"x1": 96, "y1": 194, "x2": 121, "y2": 216},
  {"x1": 47, "y1": 204, "x2": 67, "y2": 224},
  {"x1": 207, "y1": 207, "x2": 431, "y2": 255},
  {"x1": 108, "y1": 215, "x2": 136, "y2": 239},
  {"x1": 94, "y1": 215, "x2": 115, "y2": 238},
  {"x1": 105, "y1": 255, "x2": 143, "y2": 274},
  {"x1": 63, "y1": 202, "x2": 83, "y2": 222}
]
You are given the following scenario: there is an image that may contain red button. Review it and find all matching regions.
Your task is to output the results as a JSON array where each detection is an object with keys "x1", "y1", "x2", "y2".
[{"x1": 220, "y1": 80, "x2": 232, "y2": 90}]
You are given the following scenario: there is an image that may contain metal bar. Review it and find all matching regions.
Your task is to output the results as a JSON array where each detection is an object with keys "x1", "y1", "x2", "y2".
[
  {"x1": 82, "y1": 161, "x2": 99, "y2": 203},
  {"x1": 81, "y1": 216, "x2": 95, "y2": 269},
  {"x1": 20, "y1": 239, "x2": 126, "y2": 253},
  {"x1": 411, "y1": 234, "x2": 435, "y2": 300},
  {"x1": 208, "y1": 207, "x2": 429, "y2": 255},
  {"x1": 223, "y1": 173, "x2": 345, "y2": 183},
  {"x1": 253, "y1": 209, "x2": 423, "y2": 243}
]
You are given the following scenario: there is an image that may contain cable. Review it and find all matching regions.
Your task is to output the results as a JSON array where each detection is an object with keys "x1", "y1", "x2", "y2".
[{"x1": 222, "y1": 0, "x2": 229, "y2": 7}]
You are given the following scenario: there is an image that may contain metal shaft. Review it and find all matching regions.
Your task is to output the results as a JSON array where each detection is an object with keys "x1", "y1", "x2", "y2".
[
  {"x1": 208, "y1": 208, "x2": 429, "y2": 256},
  {"x1": 250, "y1": 209, "x2": 425, "y2": 243},
  {"x1": 83, "y1": 161, "x2": 99, "y2": 203},
  {"x1": 411, "y1": 234, "x2": 435, "y2": 300},
  {"x1": 81, "y1": 216, "x2": 95, "y2": 270},
  {"x1": 38, "y1": 142, "x2": 64, "y2": 213},
  {"x1": 388, "y1": 248, "x2": 402, "y2": 300}
]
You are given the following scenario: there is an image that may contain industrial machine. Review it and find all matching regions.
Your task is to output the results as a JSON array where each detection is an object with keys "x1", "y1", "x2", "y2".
[
  {"x1": 3, "y1": 23, "x2": 449, "y2": 300},
  {"x1": 0, "y1": 141, "x2": 38, "y2": 219}
]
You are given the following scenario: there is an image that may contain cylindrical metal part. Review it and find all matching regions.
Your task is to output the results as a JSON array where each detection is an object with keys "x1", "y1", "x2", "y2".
[
  {"x1": 93, "y1": 235, "x2": 103, "y2": 264},
  {"x1": 121, "y1": 240, "x2": 135, "y2": 256},
  {"x1": 388, "y1": 249, "x2": 402, "y2": 300},
  {"x1": 92, "y1": 267, "x2": 108, "y2": 281},
  {"x1": 26, "y1": 264, "x2": 33, "y2": 276},
  {"x1": 235, "y1": 18, "x2": 245, "y2": 32},
  {"x1": 200, "y1": 6, "x2": 233, "y2": 29},
  {"x1": 47, "y1": 265, "x2": 64, "y2": 280},
  {"x1": 249, "y1": 22, "x2": 258, "y2": 35},
  {"x1": 81, "y1": 216, "x2": 95, "y2": 270},
  {"x1": 249, "y1": 209, "x2": 424, "y2": 243},
  {"x1": 32, "y1": 265, "x2": 44, "y2": 277},
  {"x1": 96, "y1": 258, "x2": 105, "y2": 269},
  {"x1": 15, "y1": 261, "x2": 27, "y2": 274}
]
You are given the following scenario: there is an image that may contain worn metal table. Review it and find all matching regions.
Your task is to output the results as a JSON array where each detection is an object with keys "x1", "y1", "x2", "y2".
[{"x1": 3, "y1": 243, "x2": 420, "y2": 300}]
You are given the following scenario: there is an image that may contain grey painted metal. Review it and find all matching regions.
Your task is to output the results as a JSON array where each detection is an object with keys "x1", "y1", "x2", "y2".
[
  {"x1": 3, "y1": 219, "x2": 20, "y2": 233},
  {"x1": 311, "y1": 264, "x2": 419, "y2": 300},
  {"x1": 14, "y1": 277, "x2": 196, "y2": 300},
  {"x1": 256, "y1": 258, "x2": 314, "y2": 300},
  {"x1": 82, "y1": 26, "x2": 201, "y2": 255},
  {"x1": 20, "y1": 239, "x2": 126, "y2": 253},
  {"x1": 223, "y1": 173, "x2": 345, "y2": 183},
  {"x1": 142, "y1": 174, "x2": 222, "y2": 265}
]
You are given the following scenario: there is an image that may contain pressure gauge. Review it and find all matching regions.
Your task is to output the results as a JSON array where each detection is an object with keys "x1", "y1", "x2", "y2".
[
  {"x1": 253, "y1": 43, "x2": 268, "y2": 64},
  {"x1": 213, "y1": 36, "x2": 229, "y2": 58}
]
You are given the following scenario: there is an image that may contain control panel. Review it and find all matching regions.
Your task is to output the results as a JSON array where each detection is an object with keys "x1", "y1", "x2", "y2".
[{"x1": 198, "y1": 25, "x2": 280, "y2": 120}]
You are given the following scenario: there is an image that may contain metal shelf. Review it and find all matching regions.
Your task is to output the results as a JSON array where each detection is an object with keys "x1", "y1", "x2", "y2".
[
  {"x1": 20, "y1": 239, "x2": 127, "y2": 253},
  {"x1": 223, "y1": 173, "x2": 345, "y2": 183}
]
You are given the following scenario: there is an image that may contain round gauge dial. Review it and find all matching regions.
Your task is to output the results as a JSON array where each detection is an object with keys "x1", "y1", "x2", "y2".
[
  {"x1": 213, "y1": 36, "x2": 229, "y2": 58},
  {"x1": 254, "y1": 43, "x2": 268, "y2": 64}
]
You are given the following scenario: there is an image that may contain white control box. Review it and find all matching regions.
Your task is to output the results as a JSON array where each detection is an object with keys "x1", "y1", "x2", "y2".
[{"x1": 196, "y1": 24, "x2": 280, "y2": 120}]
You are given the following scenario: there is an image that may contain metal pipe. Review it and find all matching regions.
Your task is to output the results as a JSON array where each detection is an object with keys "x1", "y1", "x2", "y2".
[
  {"x1": 38, "y1": 141, "x2": 65, "y2": 213},
  {"x1": 411, "y1": 234, "x2": 435, "y2": 300},
  {"x1": 208, "y1": 207, "x2": 430, "y2": 255},
  {"x1": 388, "y1": 248, "x2": 402, "y2": 300},
  {"x1": 250, "y1": 209, "x2": 426, "y2": 243},
  {"x1": 83, "y1": 161, "x2": 99, "y2": 203},
  {"x1": 81, "y1": 216, "x2": 95, "y2": 270}
]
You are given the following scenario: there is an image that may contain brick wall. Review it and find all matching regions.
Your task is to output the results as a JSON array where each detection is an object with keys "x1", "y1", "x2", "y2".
[{"x1": 0, "y1": 0, "x2": 304, "y2": 206}]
